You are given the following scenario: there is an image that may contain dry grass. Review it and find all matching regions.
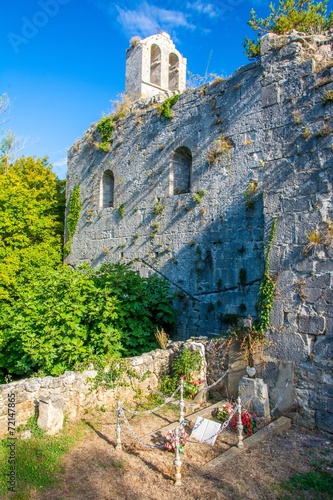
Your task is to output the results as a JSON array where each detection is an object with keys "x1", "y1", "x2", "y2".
[
  {"x1": 155, "y1": 328, "x2": 169, "y2": 349},
  {"x1": 207, "y1": 137, "x2": 234, "y2": 164},
  {"x1": 303, "y1": 220, "x2": 333, "y2": 255}
]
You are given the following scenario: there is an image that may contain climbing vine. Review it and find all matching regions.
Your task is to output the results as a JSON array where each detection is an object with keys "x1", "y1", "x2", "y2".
[
  {"x1": 255, "y1": 216, "x2": 278, "y2": 333},
  {"x1": 232, "y1": 217, "x2": 278, "y2": 364},
  {"x1": 64, "y1": 184, "x2": 82, "y2": 257}
]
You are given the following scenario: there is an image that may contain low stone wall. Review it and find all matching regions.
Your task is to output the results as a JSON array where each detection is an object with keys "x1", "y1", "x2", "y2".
[{"x1": 0, "y1": 348, "x2": 174, "y2": 438}]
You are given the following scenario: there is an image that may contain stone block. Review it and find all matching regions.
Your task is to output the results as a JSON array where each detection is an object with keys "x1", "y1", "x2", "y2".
[
  {"x1": 238, "y1": 376, "x2": 270, "y2": 419},
  {"x1": 302, "y1": 287, "x2": 323, "y2": 303},
  {"x1": 313, "y1": 337, "x2": 333, "y2": 366},
  {"x1": 325, "y1": 318, "x2": 333, "y2": 338},
  {"x1": 271, "y1": 300, "x2": 284, "y2": 329},
  {"x1": 324, "y1": 289, "x2": 333, "y2": 304},
  {"x1": 37, "y1": 395, "x2": 64, "y2": 435},
  {"x1": 270, "y1": 361, "x2": 294, "y2": 414},
  {"x1": 262, "y1": 83, "x2": 280, "y2": 107},
  {"x1": 24, "y1": 380, "x2": 41, "y2": 392},
  {"x1": 307, "y1": 274, "x2": 331, "y2": 289},
  {"x1": 227, "y1": 340, "x2": 247, "y2": 399},
  {"x1": 299, "y1": 315, "x2": 326, "y2": 335},
  {"x1": 316, "y1": 407, "x2": 333, "y2": 433}
]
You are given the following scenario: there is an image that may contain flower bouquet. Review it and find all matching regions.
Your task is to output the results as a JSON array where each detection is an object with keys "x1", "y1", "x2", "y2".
[
  {"x1": 216, "y1": 402, "x2": 234, "y2": 422},
  {"x1": 183, "y1": 375, "x2": 205, "y2": 399},
  {"x1": 164, "y1": 426, "x2": 187, "y2": 452},
  {"x1": 231, "y1": 410, "x2": 257, "y2": 436}
]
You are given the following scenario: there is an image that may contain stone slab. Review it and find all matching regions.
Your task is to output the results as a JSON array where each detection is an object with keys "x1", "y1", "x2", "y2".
[{"x1": 202, "y1": 416, "x2": 291, "y2": 472}]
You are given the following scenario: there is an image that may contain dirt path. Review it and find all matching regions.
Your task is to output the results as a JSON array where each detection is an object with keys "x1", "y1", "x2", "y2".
[{"x1": 34, "y1": 406, "x2": 333, "y2": 500}]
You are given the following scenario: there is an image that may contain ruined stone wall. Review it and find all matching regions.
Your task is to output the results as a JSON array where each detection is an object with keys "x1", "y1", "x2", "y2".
[{"x1": 67, "y1": 32, "x2": 333, "y2": 432}]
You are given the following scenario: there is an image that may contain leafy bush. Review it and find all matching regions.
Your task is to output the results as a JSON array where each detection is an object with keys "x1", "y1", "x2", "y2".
[
  {"x1": 97, "y1": 116, "x2": 114, "y2": 149},
  {"x1": 158, "y1": 95, "x2": 180, "y2": 119},
  {"x1": 244, "y1": 0, "x2": 333, "y2": 59},
  {"x1": 0, "y1": 263, "x2": 176, "y2": 381},
  {"x1": 159, "y1": 348, "x2": 202, "y2": 398}
]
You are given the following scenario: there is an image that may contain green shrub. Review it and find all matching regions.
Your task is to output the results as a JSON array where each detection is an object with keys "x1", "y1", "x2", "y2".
[
  {"x1": 323, "y1": 89, "x2": 333, "y2": 104},
  {"x1": 0, "y1": 263, "x2": 176, "y2": 381},
  {"x1": 158, "y1": 95, "x2": 180, "y2": 119},
  {"x1": 193, "y1": 190, "x2": 206, "y2": 204},
  {"x1": 159, "y1": 348, "x2": 202, "y2": 398},
  {"x1": 153, "y1": 199, "x2": 165, "y2": 215},
  {"x1": 118, "y1": 203, "x2": 125, "y2": 220},
  {"x1": 244, "y1": 0, "x2": 333, "y2": 59},
  {"x1": 97, "y1": 116, "x2": 114, "y2": 142}
]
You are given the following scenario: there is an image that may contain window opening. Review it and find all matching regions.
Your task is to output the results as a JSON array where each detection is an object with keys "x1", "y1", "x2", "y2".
[
  {"x1": 170, "y1": 147, "x2": 192, "y2": 195},
  {"x1": 150, "y1": 44, "x2": 161, "y2": 86},
  {"x1": 169, "y1": 53, "x2": 179, "y2": 91},
  {"x1": 101, "y1": 170, "x2": 114, "y2": 208}
]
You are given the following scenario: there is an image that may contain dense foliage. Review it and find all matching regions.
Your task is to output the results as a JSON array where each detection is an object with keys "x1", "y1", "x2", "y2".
[
  {"x1": 96, "y1": 116, "x2": 114, "y2": 151},
  {"x1": 0, "y1": 263, "x2": 176, "y2": 381},
  {"x1": 0, "y1": 156, "x2": 65, "y2": 300},
  {"x1": 244, "y1": 0, "x2": 333, "y2": 58}
]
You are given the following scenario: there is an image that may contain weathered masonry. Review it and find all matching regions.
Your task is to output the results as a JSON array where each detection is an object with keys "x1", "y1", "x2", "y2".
[{"x1": 66, "y1": 32, "x2": 333, "y2": 432}]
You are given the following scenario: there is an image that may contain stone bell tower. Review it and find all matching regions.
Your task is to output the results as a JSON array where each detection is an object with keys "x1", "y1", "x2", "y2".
[{"x1": 125, "y1": 32, "x2": 187, "y2": 99}]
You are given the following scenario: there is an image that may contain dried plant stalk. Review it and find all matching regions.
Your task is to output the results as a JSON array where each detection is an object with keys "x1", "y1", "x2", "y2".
[{"x1": 155, "y1": 328, "x2": 169, "y2": 349}]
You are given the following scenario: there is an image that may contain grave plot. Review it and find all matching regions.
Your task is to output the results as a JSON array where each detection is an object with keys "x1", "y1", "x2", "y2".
[{"x1": 114, "y1": 373, "x2": 291, "y2": 485}]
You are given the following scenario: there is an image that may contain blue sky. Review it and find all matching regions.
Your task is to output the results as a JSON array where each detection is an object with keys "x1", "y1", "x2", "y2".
[{"x1": 2, "y1": 0, "x2": 332, "y2": 179}]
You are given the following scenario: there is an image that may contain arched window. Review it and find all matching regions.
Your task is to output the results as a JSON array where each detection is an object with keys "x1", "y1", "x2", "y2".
[
  {"x1": 150, "y1": 44, "x2": 161, "y2": 86},
  {"x1": 169, "y1": 53, "x2": 179, "y2": 91},
  {"x1": 170, "y1": 147, "x2": 192, "y2": 195},
  {"x1": 101, "y1": 170, "x2": 114, "y2": 208}
]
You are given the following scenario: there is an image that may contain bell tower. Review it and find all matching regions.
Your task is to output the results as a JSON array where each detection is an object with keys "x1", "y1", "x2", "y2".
[{"x1": 125, "y1": 32, "x2": 187, "y2": 99}]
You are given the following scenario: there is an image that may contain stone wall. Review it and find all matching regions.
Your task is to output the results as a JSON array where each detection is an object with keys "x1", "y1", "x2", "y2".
[
  {"x1": 0, "y1": 348, "x2": 172, "y2": 438},
  {"x1": 66, "y1": 32, "x2": 333, "y2": 432}
]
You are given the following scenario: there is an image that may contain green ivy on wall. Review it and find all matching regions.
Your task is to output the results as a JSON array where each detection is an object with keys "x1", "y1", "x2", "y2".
[
  {"x1": 255, "y1": 216, "x2": 278, "y2": 333},
  {"x1": 64, "y1": 184, "x2": 82, "y2": 257},
  {"x1": 232, "y1": 217, "x2": 278, "y2": 364}
]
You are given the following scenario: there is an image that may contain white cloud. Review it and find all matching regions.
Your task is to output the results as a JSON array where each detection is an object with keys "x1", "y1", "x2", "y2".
[
  {"x1": 53, "y1": 157, "x2": 67, "y2": 168},
  {"x1": 186, "y1": 1, "x2": 218, "y2": 18},
  {"x1": 113, "y1": 2, "x2": 195, "y2": 38}
]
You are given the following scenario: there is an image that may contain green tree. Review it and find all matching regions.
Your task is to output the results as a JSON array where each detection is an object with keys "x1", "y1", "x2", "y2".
[
  {"x1": 0, "y1": 156, "x2": 65, "y2": 299},
  {"x1": 244, "y1": 0, "x2": 333, "y2": 59}
]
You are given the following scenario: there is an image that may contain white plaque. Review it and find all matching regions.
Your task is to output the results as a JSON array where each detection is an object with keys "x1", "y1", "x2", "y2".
[{"x1": 190, "y1": 417, "x2": 221, "y2": 446}]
